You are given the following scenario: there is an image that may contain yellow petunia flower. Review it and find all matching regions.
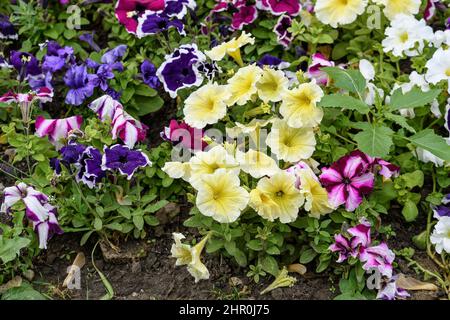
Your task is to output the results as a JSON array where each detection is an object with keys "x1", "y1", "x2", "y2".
[
  {"x1": 256, "y1": 67, "x2": 289, "y2": 103},
  {"x1": 374, "y1": 0, "x2": 421, "y2": 20},
  {"x1": 236, "y1": 149, "x2": 280, "y2": 178},
  {"x1": 205, "y1": 32, "x2": 255, "y2": 66},
  {"x1": 298, "y1": 170, "x2": 334, "y2": 219},
  {"x1": 250, "y1": 171, "x2": 304, "y2": 223},
  {"x1": 189, "y1": 145, "x2": 240, "y2": 186},
  {"x1": 184, "y1": 82, "x2": 231, "y2": 129},
  {"x1": 280, "y1": 82, "x2": 324, "y2": 129},
  {"x1": 315, "y1": 0, "x2": 368, "y2": 28},
  {"x1": 226, "y1": 64, "x2": 263, "y2": 106},
  {"x1": 162, "y1": 161, "x2": 191, "y2": 181},
  {"x1": 266, "y1": 119, "x2": 316, "y2": 163},
  {"x1": 195, "y1": 169, "x2": 249, "y2": 223},
  {"x1": 170, "y1": 232, "x2": 211, "y2": 283}
]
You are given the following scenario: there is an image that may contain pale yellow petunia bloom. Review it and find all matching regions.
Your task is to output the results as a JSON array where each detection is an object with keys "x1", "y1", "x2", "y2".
[
  {"x1": 250, "y1": 171, "x2": 304, "y2": 223},
  {"x1": 256, "y1": 67, "x2": 289, "y2": 103},
  {"x1": 280, "y1": 82, "x2": 324, "y2": 129},
  {"x1": 315, "y1": 0, "x2": 368, "y2": 28},
  {"x1": 226, "y1": 64, "x2": 263, "y2": 106},
  {"x1": 298, "y1": 170, "x2": 334, "y2": 219},
  {"x1": 236, "y1": 149, "x2": 280, "y2": 178},
  {"x1": 374, "y1": 0, "x2": 421, "y2": 21},
  {"x1": 184, "y1": 82, "x2": 231, "y2": 129},
  {"x1": 205, "y1": 32, "x2": 254, "y2": 66},
  {"x1": 195, "y1": 169, "x2": 249, "y2": 223},
  {"x1": 266, "y1": 119, "x2": 316, "y2": 163}
]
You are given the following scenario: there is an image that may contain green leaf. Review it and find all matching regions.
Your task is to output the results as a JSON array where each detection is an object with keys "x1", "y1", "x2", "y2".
[
  {"x1": 402, "y1": 200, "x2": 419, "y2": 222},
  {"x1": 134, "y1": 96, "x2": 164, "y2": 116},
  {"x1": 133, "y1": 215, "x2": 144, "y2": 230},
  {"x1": 144, "y1": 215, "x2": 159, "y2": 226},
  {"x1": 408, "y1": 129, "x2": 450, "y2": 161},
  {"x1": 266, "y1": 246, "x2": 281, "y2": 255},
  {"x1": 319, "y1": 94, "x2": 370, "y2": 114},
  {"x1": 144, "y1": 200, "x2": 169, "y2": 213},
  {"x1": 261, "y1": 256, "x2": 279, "y2": 277},
  {"x1": 299, "y1": 248, "x2": 317, "y2": 264},
  {"x1": 389, "y1": 87, "x2": 441, "y2": 111},
  {"x1": 0, "y1": 236, "x2": 30, "y2": 264},
  {"x1": 323, "y1": 67, "x2": 366, "y2": 96},
  {"x1": 93, "y1": 218, "x2": 103, "y2": 231},
  {"x1": 353, "y1": 123, "x2": 394, "y2": 158},
  {"x1": 384, "y1": 113, "x2": 416, "y2": 133},
  {"x1": 1, "y1": 283, "x2": 46, "y2": 300},
  {"x1": 247, "y1": 239, "x2": 263, "y2": 251}
]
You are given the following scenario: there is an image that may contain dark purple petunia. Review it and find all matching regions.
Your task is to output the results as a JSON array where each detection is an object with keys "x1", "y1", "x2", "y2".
[
  {"x1": 79, "y1": 33, "x2": 101, "y2": 52},
  {"x1": 445, "y1": 104, "x2": 449, "y2": 136},
  {"x1": 164, "y1": 0, "x2": 196, "y2": 19},
  {"x1": 28, "y1": 72, "x2": 53, "y2": 91},
  {"x1": 197, "y1": 61, "x2": 220, "y2": 81},
  {"x1": 92, "y1": 64, "x2": 117, "y2": 91},
  {"x1": 137, "y1": 13, "x2": 185, "y2": 37},
  {"x1": 274, "y1": 15, "x2": 293, "y2": 48},
  {"x1": 257, "y1": 54, "x2": 290, "y2": 69},
  {"x1": 49, "y1": 158, "x2": 62, "y2": 176},
  {"x1": 447, "y1": 17, "x2": 450, "y2": 29},
  {"x1": 60, "y1": 143, "x2": 87, "y2": 165},
  {"x1": 76, "y1": 146, "x2": 106, "y2": 188},
  {"x1": 105, "y1": 87, "x2": 122, "y2": 100},
  {"x1": 64, "y1": 65, "x2": 97, "y2": 106},
  {"x1": 140, "y1": 59, "x2": 160, "y2": 89},
  {"x1": 156, "y1": 44, "x2": 205, "y2": 98},
  {"x1": 10, "y1": 51, "x2": 42, "y2": 79},
  {"x1": 101, "y1": 144, "x2": 151, "y2": 180},
  {"x1": 0, "y1": 14, "x2": 17, "y2": 40}
]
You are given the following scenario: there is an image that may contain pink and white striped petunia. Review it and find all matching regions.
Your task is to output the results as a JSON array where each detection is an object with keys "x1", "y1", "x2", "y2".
[
  {"x1": 319, "y1": 155, "x2": 375, "y2": 212},
  {"x1": 307, "y1": 53, "x2": 335, "y2": 86},
  {"x1": 35, "y1": 115, "x2": 83, "y2": 150},
  {"x1": 360, "y1": 242, "x2": 395, "y2": 278},
  {"x1": 3, "y1": 182, "x2": 63, "y2": 249},
  {"x1": 89, "y1": 95, "x2": 148, "y2": 148}
]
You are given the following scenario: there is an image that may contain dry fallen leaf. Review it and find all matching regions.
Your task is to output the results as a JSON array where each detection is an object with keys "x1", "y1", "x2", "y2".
[
  {"x1": 287, "y1": 263, "x2": 307, "y2": 275},
  {"x1": 396, "y1": 274, "x2": 438, "y2": 291},
  {"x1": 63, "y1": 252, "x2": 86, "y2": 288},
  {"x1": 0, "y1": 276, "x2": 22, "y2": 294}
]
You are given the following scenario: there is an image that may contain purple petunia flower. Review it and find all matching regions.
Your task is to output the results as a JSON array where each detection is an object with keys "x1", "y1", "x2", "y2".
[
  {"x1": 156, "y1": 44, "x2": 205, "y2": 98},
  {"x1": 35, "y1": 115, "x2": 83, "y2": 150},
  {"x1": 257, "y1": 54, "x2": 290, "y2": 69},
  {"x1": 60, "y1": 143, "x2": 87, "y2": 166},
  {"x1": 445, "y1": 104, "x2": 449, "y2": 136},
  {"x1": 33, "y1": 205, "x2": 64, "y2": 250},
  {"x1": 360, "y1": 243, "x2": 395, "y2": 278},
  {"x1": 320, "y1": 155, "x2": 375, "y2": 212},
  {"x1": 164, "y1": 0, "x2": 196, "y2": 19},
  {"x1": 197, "y1": 61, "x2": 220, "y2": 81},
  {"x1": 101, "y1": 45, "x2": 127, "y2": 65},
  {"x1": 137, "y1": 13, "x2": 185, "y2": 38},
  {"x1": 140, "y1": 59, "x2": 160, "y2": 88},
  {"x1": 92, "y1": 64, "x2": 117, "y2": 91},
  {"x1": 0, "y1": 14, "x2": 17, "y2": 40},
  {"x1": 273, "y1": 15, "x2": 293, "y2": 48},
  {"x1": 432, "y1": 194, "x2": 450, "y2": 219},
  {"x1": 10, "y1": 51, "x2": 41, "y2": 79},
  {"x1": 101, "y1": 144, "x2": 151, "y2": 180},
  {"x1": 376, "y1": 275, "x2": 410, "y2": 300},
  {"x1": 231, "y1": 5, "x2": 258, "y2": 30},
  {"x1": 42, "y1": 41, "x2": 74, "y2": 73},
  {"x1": 64, "y1": 65, "x2": 97, "y2": 106},
  {"x1": 28, "y1": 72, "x2": 53, "y2": 91},
  {"x1": 79, "y1": 33, "x2": 101, "y2": 52},
  {"x1": 75, "y1": 146, "x2": 106, "y2": 188}
]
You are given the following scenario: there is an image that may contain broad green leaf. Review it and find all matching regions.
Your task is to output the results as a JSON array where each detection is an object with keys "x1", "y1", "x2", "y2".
[
  {"x1": 389, "y1": 87, "x2": 441, "y2": 111},
  {"x1": 402, "y1": 200, "x2": 418, "y2": 222},
  {"x1": 261, "y1": 256, "x2": 279, "y2": 277},
  {"x1": 1, "y1": 283, "x2": 46, "y2": 300},
  {"x1": 0, "y1": 236, "x2": 30, "y2": 264},
  {"x1": 384, "y1": 112, "x2": 416, "y2": 133},
  {"x1": 299, "y1": 248, "x2": 318, "y2": 264},
  {"x1": 323, "y1": 67, "x2": 366, "y2": 96},
  {"x1": 319, "y1": 94, "x2": 370, "y2": 114},
  {"x1": 134, "y1": 95, "x2": 164, "y2": 116},
  {"x1": 353, "y1": 123, "x2": 394, "y2": 158},
  {"x1": 408, "y1": 129, "x2": 450, "y2": 161}
]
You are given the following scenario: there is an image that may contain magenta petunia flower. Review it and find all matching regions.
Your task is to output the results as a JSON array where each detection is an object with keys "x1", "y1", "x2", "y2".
[
  {"x1": 161, "y1": 119, "x2": 207, "y2": 151},
  {"x1": 320, "y1": 155, "x2": 375, "y2": 212},
  {"x1": 329, "y1": 219, "x2": 371, "y2": 262},
  {"x1": 35, "y1": 115, "x2": 83, "y2": 150},
  {"x1": 360, "y1": 242, "x2": 395, "y2": 278},
  {"x1": 307, "y1": 53, "x2": 335, "y2": 85},
  {"x1": 349, "y1": 150, "x2": 400, "y2": 179},
  {"x1": 231, "y1": 5, "x2": 258, "y2": 30},
  {"x1": 257, "y1": 0, "x2": 301, "y2": 16},
  {"x1": 115, "y1": 0, "x2": 166, "y2": 34}
]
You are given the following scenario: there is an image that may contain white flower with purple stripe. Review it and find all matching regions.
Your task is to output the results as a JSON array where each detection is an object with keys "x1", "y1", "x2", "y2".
[{"x1": 35, "y1": 115, "x2": 83, "y2": 150}]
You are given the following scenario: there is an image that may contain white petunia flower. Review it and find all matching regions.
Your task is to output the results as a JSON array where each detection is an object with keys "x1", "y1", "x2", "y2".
[
  {"x1": 430, "y1": 216, "x2": 450, "y2": 254},
  {"x1": 382, "y1": 15, "x2": 434, "y2": 57},
  {"x1": 425, "y1": 48, "x2": 450, "y2": 94}
]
